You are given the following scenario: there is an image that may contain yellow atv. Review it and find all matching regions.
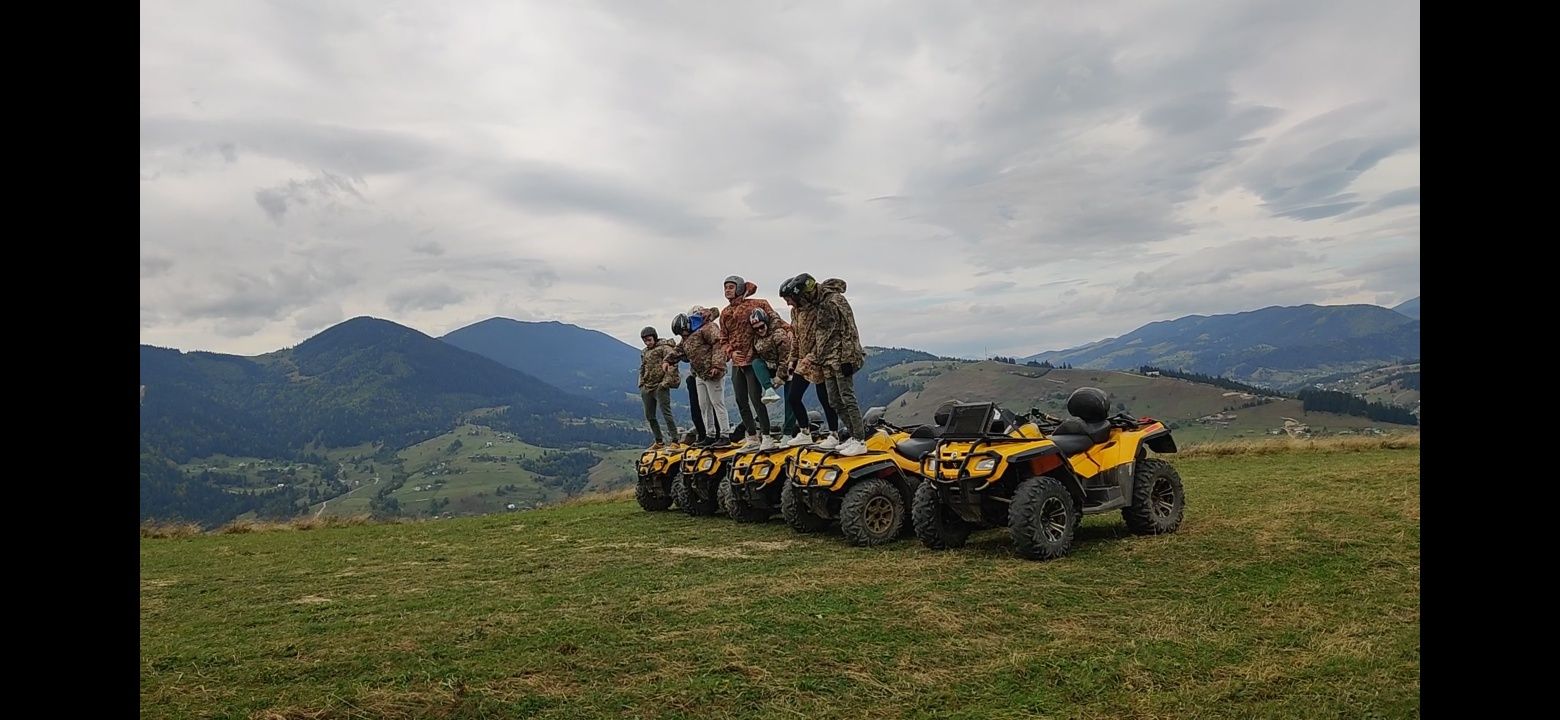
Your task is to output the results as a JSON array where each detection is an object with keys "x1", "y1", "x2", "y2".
[
  {"x1": 784, "y1": 406, "x2": 929, "y2": 546},
  {"x1": 634, "y1": 442, "x2": 690, "y2": 512},
  {"x1": 721, "y1": 444, "x2": 806, "y2": 523},
  {"x1": 912, "y1": 388, "x2": 1185, "y2": 560},
  {"x1": 675, "y1": 436, "x2": 745, "y2": 516}
]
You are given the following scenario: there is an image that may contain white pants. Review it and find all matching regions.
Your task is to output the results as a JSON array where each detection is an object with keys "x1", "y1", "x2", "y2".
[{"x1": 696, "y1": 373, "x2": 730, "y2": 438}]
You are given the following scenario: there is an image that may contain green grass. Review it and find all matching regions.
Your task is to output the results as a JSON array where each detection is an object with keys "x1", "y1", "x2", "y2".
[{"x1": 141, "y1": 447, "x2": 1419, "y2": 719}]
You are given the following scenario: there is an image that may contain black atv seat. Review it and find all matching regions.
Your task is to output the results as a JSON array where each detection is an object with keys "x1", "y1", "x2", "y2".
[
  {"x1": 1049, "y1": 434, "x2": 1097, "y2": 456},
  {"x1": 895, "y1": 437, "x2": 938, "y2": 460},
  {"x1": 1050, "y1": 418, "x2": 1112, "y2": 455}
]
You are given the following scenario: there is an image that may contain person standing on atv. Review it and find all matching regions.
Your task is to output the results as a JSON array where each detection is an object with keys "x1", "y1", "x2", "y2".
[
  {"x1": 788, "y1": 273, "x2": 867, "y2": 456},
  {"x1": 637, "y1": 326, "x2": 681, "y2": 448},
  {"x1": 666, "y1": 306, "x2": 730, "y2": 446},
  {"x1": 718, "y1": 276, "x2": 788, "y2": 451},
  {"x1": 778, "y1": 274, "x2": 840, "y2": 447},
  {"x1": 749, "y1": 308, "x2": 797, "y2": 444},
  {"x1": 670, "y1": 314, "x2": 707, "y2": 444}
]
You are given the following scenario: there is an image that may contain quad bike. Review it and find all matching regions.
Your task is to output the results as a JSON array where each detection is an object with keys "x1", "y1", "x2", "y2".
[
  {"x1": 722, "y1": 442, "x2": 807, "y2": 523},
  {"x1": 784, "y1": 406, "x2": 931, "y2": 546},
  {"x1": 912, "y1": 387, "x2": 1185, "y2": 560},
  {"x1": 634, "y1": 442, "x2": 691, "y2": 512},
  {"x1": 717, "y1": 411, "x2": 830, "y2": 522},
  {"x1": 675, "y1": 433, "x2": 746, "y2": 516}
]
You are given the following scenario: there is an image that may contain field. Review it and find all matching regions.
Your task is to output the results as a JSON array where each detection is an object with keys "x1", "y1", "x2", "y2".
[{"x1": 141, "y1": 443, "x2": 1420, "y2": 719}]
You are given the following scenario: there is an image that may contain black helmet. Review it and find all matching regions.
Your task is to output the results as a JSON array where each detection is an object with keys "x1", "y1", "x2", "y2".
[
  {"x1": 1067, "y1": 387, "x2": 1110, "y2": 423},
  {"x1": 748, "y1": 308, "x2": 769, "y2": 326},
  {"x1": 933, "y1": 400, "x2": 961, "y2": 426},
  {"x1": 640, "y1": 326, "x2": 657, "y2": 340},
  {"x1": 780, "y1": 273, "x2": 816, "y2": 300},
  {"x1": 671, "y1": 313, "x2": 690, "y2": 336},
  {"x1": 807, "y1": 409, "x2": 823, "y2": 425}
]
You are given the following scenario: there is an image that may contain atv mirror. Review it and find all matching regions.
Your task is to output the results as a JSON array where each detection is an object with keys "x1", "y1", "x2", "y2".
[{"x1": 862, "y1": 406, "x2": 886, "y2": 427}]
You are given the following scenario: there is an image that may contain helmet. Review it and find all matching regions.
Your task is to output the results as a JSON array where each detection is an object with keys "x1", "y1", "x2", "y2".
[
  {"x1": 933, "y1": 400, "x2": 961, "y2": 426},
  {"x1": 781, "y1": 272, "x2": 817, "y2": 301},
  {"x1": 1067, "y1": 387, "x2": 1110, "y2": 423},
  {"x1": 640, "y1": 326, "x2": 657, "y2": 340},
  {"x1": 807, "y1": 409, "x2": 824, "y2": 425},
  {"x1": 748, "y1": 308, "x2": 769, "y2": 326},
  {"x1": 723, "y1": 275, "x2": 745, "y2": 292},
  {"x1": 671, "y1": 314, "x2": 689, "y2": 336}
]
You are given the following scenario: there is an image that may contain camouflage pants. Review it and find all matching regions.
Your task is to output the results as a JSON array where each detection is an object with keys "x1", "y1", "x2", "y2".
[{"x1": 824, "y1": 369, "x2": 863, "y2": 441}]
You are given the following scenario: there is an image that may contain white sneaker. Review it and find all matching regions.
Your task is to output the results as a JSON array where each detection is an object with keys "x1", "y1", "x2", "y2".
[
  {"x1": 759, "y1": 435, "x2": 777, "y2": 451},
  {"x1": 784, "y1": 432, "x2": 812, "y2": 447},
  {"x1": 837, "y1": 438, "x2": 868, "y2": 456},
  {"x1": 761, "y1": 388, "x2": 781, "y2": 403},
  {"x1": 741, "y1": 435, "x2": 760, "y2": 450},
  {"x1": 815, "y1": 435, "x2": 840, "y2": 450}
]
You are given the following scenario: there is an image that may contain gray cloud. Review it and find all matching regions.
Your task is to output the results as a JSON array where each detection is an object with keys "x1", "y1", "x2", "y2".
[
  {"x1": 141, "y1": 256, "x2": 174, "y2": 278},
  {"x1": 484, "y1": 163, "x2": 717, "y2": 238},
  {"x1": 141, "y1": 117, "x2": 441, "y2": 178},
  {"x1": 743, "y1": 177, "x2": 842, "y2": 220},
  {"x1": 387, "y1": 283, "x2": 465, "y2": 314},
  {"x1": 253, "y1": 171, "x2": 364, "y2": 224},
  {"x1": 139, "y1": 0, "x2": 1418, "y2": 358}
]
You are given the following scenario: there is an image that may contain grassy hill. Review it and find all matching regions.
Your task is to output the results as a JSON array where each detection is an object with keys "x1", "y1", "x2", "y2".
[
  {"x1": 884, "y1": 362, "x2": 1417, "y2": 444},
  {"x1": 140, "y1": 444, "x2": 1420, "y2": 718},
  {"x1": 1024, "y1": 303, "x2": 1419, "y2": 388},
  {"x1": 306, "y1": 424, "x2": 640, "y2": 519},
  {"x1": 1313, "y1": 362, "x2": 1420, "y2": 418}
]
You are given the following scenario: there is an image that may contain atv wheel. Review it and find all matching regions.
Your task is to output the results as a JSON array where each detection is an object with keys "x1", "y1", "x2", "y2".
[
  {"x1": 839, "y1": 478, "x2": 905, "y2": 546},
  {"x1": 723, "y1": 479, "x2": 770, "y2": 523},
  {"x1": 673, "y1": 475, "x2": 718, "y2": 516},
  {"x1": 1123, "y1": 458, "x2": 1185, "y2": 535},
  {"x1": 781, "y1": 482, "x2": 829, "y2": 533},
  {"x1": 912, "y1": 480, "x2": 971, "y2": 549},
  {"x1": 635, "y1": 478, "x2": 673, "y2": 512},
  {"x1": 1009, "y1": 476, "x2": 1078, "y2": 560}
]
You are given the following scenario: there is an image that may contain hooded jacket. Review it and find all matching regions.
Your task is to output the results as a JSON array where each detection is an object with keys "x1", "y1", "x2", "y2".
[
  {"x1": 638, "y1": 337, "x2": 681, "y2": 391},
  {"x1": 719, "y1": 281, "x2": 788, "y2": 367},
  {"x1": 804, "y1": 278, "x2": 865, "y2": 375},
  {"x1": 668, "y1": 306, "x2": 728, "y2": 380},
  {"x1": 752, "y1": 324, "x2": 794, "y2": 382}
]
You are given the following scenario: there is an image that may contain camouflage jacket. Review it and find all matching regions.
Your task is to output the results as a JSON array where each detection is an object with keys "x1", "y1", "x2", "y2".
[
  {"x1": 638, "y1": 338, "x2": 681, "y2": 391},
  {"x1": 668, "y1": 308, "x2": 728, "y2": 381},
  {"x1": 789, "y1": 302, "x2": 822, "y2": 383},
  {"x1": 807, "y1": 278, "x2": 865, "y2": 376},
  {"x1": 719, "y1": 281, "x2": 788, "y2": 367},
  {"x1": 752, "y1": 325, "x2": 794, "y2": 382}
]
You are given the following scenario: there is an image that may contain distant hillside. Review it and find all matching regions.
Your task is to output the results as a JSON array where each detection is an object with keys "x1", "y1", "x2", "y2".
[
  {"x1": 1025, "y1": 304, "x2": 1418, "y2": 388},
  {"x1": 442, "y1": 318, "x2": 643, "y2": 406},
  {"x1": 140, "y1": 317, "x2": 650, "y2": 525},
  {"x1": 1314, "y1": 362, "x2": 1420, "y2": 418},
  {"x1": 886, "y1": 361, "x2": 1416, "y2": 444},
  {"x1": 1392, "y1": 296, "x2": 1420, "y2": 319}
]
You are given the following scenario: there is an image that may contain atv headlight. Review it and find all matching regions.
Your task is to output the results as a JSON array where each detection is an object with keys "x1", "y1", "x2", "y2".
[
  {"x1": 821, "y1": 468, "x2": 840, "y2": 484},
  {"x1": 926, "y1": 459, "x2": 938, "y2": 473},
  {"x1": 755, "y1": 466, "x2": 771, "y2": 479},
  {"x1": 699, "y1": 458, "x2": 714, "y2": 471},
  {"x1": 973, "y1": 458, "x2": 997, "y2": 472}
]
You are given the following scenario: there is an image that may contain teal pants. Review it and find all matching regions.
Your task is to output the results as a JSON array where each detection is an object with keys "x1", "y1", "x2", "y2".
[{"x1": 750, "y1": 358, "x2": 792, "y2": 434}]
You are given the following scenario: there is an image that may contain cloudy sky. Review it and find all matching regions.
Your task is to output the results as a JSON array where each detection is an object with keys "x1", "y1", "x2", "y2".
[{"x1": 140, "y1": 0, "x2": 1419, "y2": 359}]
